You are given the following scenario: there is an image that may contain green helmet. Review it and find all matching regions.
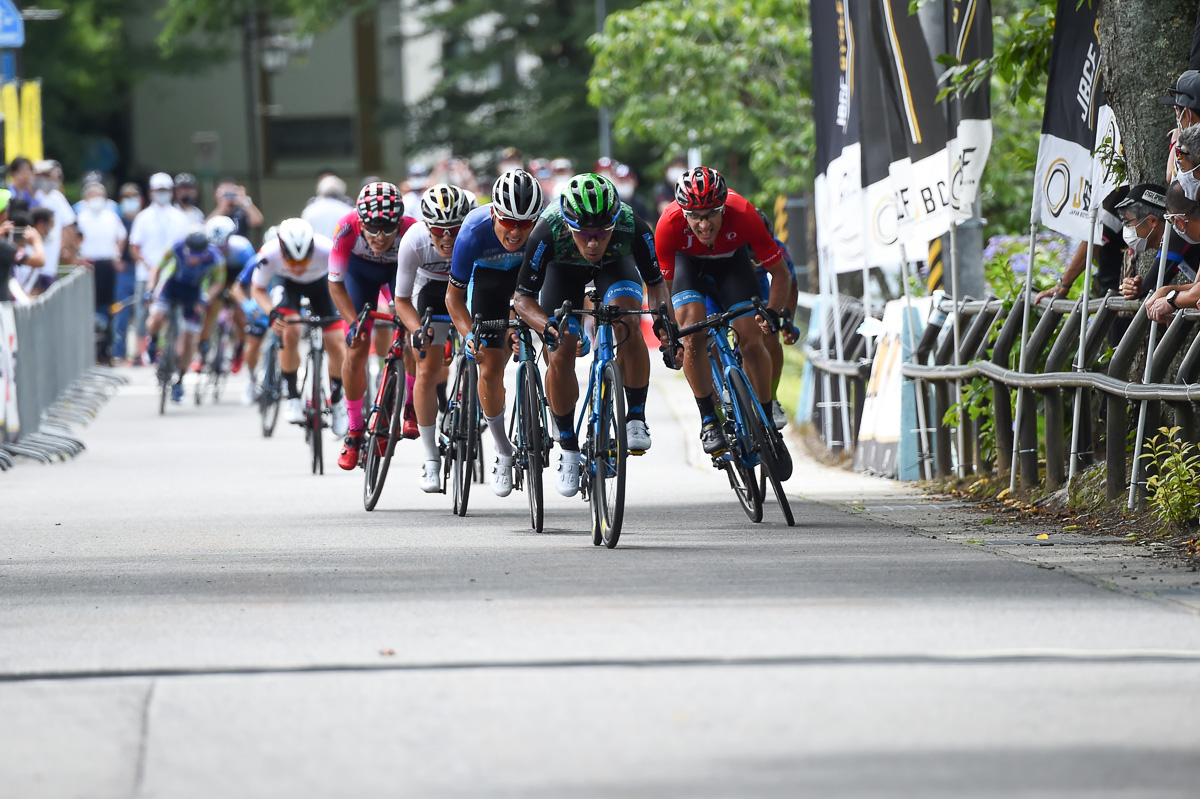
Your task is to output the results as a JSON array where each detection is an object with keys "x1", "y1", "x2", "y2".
[{"x1": 559, "y1": 173, "x2": 620, "y2": 229}]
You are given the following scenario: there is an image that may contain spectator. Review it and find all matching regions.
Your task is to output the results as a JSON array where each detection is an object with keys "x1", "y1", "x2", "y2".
[
  {"x1": 654, "y1": 155, "x2": 688, "y2": 217},
  {"x1": 6, "y1": 157, "x2": 35, "y2": 208},
  {"x1": 9, "y1": 203, "x2": 47, "y2": 297},
  {"x1": 209, "y1": 178, "x2": 263, "y2": 239},
  {"x1": 1143, "y1": 182, "x2": 1200, "y2": 321},
  {"x1": 1117, "y1": 183, "x2": 1197, "y2": 299},
  {"x1": 174, "y1": 173, "x2": 205, "y2": 225},
  {"x1": 129, "y1": 173, "x2": 189, "y2": 364},
  {"x1": 110, "y1": 182, "x2": 143, "y2": 363},
  {"x1": 77, "y1": 181, "x2": 128, "y2": 363},
  {"x1": 34, "y1": 159, "x2": 80, "y2": 285},
  {"x1": 1036, "y1": 186, "x2": 1130, "y2": 304},
  {"x1": 549, "y1": 157, "x2": 573, "y2": 198},
  {"x1": 302, "y1": 174, "x2": 353, "y2": 239},
  {"x1": 403, "y1": 163, "x2": 431, "y2": 217},
  {"x1": 432, "y1": 156, "x2": 480, "y2": 195},
  {"x1": 73, "y1": 172, "x2": 121, "y2": 218},
  {"x1": 0, "y1": 189, "x2": 16, "y2": 302},
  {"x1": 497, "y1": 147, "x2": 524, "y2": 174},
  {"x1": 613, "y1": 162, "x2": 653, "y2": 222}
]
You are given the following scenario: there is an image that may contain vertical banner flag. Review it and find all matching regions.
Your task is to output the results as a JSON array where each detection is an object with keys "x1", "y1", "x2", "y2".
[
  {"x1": 812, "y1": 0, "x2": 869, "y2": 275},
  {"x1": 869, "y1": 0, "x2": 993, "y2": 251},
  {"x1": 20, "y1": 81, "x2": 42, "y2": 162},
  {"x1": 1031, "y1": 0, "x2": 1105, "y2": 240},
  {"x1": 2, "y1": 81, "x2": 19, "y2": 163}
]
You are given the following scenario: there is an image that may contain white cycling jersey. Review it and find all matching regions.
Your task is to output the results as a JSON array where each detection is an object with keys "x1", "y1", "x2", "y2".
[
  {"x1": 251, "y1": 235, "x2": 333, "y2": 287},
  {"x1": 395, "y1": 220, "x2": 452, "y2": 299}
]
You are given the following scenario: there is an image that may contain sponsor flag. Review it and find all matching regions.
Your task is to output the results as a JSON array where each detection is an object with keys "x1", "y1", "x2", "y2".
[{"x1": 1030, "y1": 0, "x2": 1105, "y2": 239}]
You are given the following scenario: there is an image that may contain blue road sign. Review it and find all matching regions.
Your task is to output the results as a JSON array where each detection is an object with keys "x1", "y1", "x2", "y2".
[{"x1": 0, "y1": 0, "x2": 24, "y2": 49}]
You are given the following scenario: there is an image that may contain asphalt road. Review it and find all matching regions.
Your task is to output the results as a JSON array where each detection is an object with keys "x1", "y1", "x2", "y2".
[{"x1": 3, "y1": 365, "x2": 1200, "y2": 798}]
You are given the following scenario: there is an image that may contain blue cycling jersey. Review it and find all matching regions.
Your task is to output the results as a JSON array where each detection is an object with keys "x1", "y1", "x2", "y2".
[
  {"x1": 167, "y1": 242, "x2": 225, "y2": 287},
  {"x1": 448, "y1": 205, "x2": 528, "y2": 289}
]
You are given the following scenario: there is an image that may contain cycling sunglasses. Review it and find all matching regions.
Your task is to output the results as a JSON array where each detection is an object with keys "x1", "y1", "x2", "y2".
[
  {"x1": 493, "y1": 213, "x2": 535, "y2": 231},
  {"x1": 570, "y1": 224, "x2": 617, "y2": 242},
  {"x1": 362, "y1": 220, "x2": 399, "y2": 236},
  {"x1": 428, "y1": 223, "x2": 462, "y2": 239},
  {"x1": 682, "y1": 205, "x2": 724, "y2": 222}
]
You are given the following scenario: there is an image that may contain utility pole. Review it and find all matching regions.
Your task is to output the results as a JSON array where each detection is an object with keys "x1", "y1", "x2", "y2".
[
  {"x1": 595, "y1": 0, "x2": 611, "y2": 159},
  {"x1": 242, "y1": 11, "x2": 263, "y2": 206}
]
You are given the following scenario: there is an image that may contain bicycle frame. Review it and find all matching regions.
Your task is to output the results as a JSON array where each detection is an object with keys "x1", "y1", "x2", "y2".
[{"x1": 705, "y1": 308, "x2": 770, "y2": 469}]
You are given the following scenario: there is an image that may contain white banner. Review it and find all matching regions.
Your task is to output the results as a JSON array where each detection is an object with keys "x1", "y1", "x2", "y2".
[{"x1": 815, "y1": 145, "x2": 871, "y2": 274}]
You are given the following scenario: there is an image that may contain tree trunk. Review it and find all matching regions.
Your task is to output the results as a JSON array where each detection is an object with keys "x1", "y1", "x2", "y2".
[{"x1": 1099, "y1": 0, "x2": 1194, "y2": 187}]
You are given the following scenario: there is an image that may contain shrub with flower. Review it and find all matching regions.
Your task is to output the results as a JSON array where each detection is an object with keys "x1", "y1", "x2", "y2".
[{"x1": 982, "y1": 232, "x2": 1074, "y2": 298}]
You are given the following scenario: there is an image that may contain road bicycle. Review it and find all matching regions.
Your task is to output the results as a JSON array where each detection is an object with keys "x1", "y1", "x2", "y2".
[
  {"x1": 663, "y1": 296, "x2": 794, "y2": 526},
  {"x1": 285, "y1": 314, "x2": 333, "y2": 475},
  {"x1": 444, "y1": 315, "x2": 503, "y2": 517},
  {"x1": 553, "y1": 291, "x2": 668, "y2": 548},
  {"x1": 257, "y1": 330, "x2": 282, "y2": 437},
  {"x1": 194, "y1": 294, "x2": 235, "y2": 406},
  {"x1": 155, "y1": 304, "x2": 184, "y2": 416}
]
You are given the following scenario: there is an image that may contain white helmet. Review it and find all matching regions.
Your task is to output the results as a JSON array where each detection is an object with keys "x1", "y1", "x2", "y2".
[
  {"x1": 420, "y1": 183, "x2": 477, "y2": 228},
  {"x1": 276, "y1": 218, "x2": 315, "y2": 263},
  {"x1": 490, "y1": 169, "x2": 543, "y2": 221},
  {"x1": 263, "y1": 225, "x2": 279, "y2": 244},
  {"x1": 205, "y1": 215, "x2": 237, "y2": 248}
]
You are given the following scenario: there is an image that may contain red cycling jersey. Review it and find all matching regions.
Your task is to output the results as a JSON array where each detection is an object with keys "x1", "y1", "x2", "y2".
[
  {"x1": 654, "y1": 190, "x2": 783, "y2": 281},
  {"x1": 328, "y1": 211, "x2": 419, "y2": 283}
]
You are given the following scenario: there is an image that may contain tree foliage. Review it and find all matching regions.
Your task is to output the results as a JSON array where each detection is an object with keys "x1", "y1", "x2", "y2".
[
  {"x1": 588, "y1": 0, "x2": 811, "y2": 203},
  {"x1": 395, "y1": 0, "x2": 640, "y2": 171},
  {"x1": 156, "y1": 0, "x2": 363, "y2": 48}
]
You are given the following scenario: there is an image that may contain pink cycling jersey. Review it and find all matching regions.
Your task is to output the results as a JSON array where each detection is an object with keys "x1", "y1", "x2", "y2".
[{"x1": 328, "y1": 211, "x2": 418, "y2": 283}]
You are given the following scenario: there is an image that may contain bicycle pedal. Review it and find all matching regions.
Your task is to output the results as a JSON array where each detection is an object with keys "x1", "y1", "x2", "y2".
[{"x1": 629, "y1": 449, "x2": 646, "y2": 456}]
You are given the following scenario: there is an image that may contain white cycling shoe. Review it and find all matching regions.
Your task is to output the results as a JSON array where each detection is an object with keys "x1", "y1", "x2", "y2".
[
  {"x1": 285, "y1": 397, "x2": 305, "y2": 424},
  {"x1": 771, "y1": 400, "x2": 787, "y2": 431},
  {"x1": 242, "y1": 379, "x2": 258, "y2": 406},
  {"x1": 331, "y1": 401, "x2": 349, "y2": 437},
  {"x1": 491, "y1": 454, "x2": 515, "y2": 497},
  {"x1": 626, "y1": 419, "x2": 651, "y2": 453},
  {"x1": 420, "y1": 459, "x2": 442, "y2": 493},
  {"x1": 555, "y1": 450, "x2": 582, "y2": 497}
]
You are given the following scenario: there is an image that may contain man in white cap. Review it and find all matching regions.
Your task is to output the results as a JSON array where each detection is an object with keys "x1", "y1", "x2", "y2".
[
  {"x1": 301, "y1": 174, "x2": 353, "y2": 239},
  {"x1": 33, "y1": 159, "x2": 79, "y2": 287},
  {"x1": 129, "y1": 172, "x2": 189, "y2": 364},
  {"x1": 402, "y1": 163, "x2": 430, "y2": 218}
]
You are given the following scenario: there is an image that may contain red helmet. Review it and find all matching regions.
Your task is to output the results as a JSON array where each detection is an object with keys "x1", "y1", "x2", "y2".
[
  {"x1": 674, "y1": 166, "x2": 728, "y2": 210},
  {"x1": 355, "y1": 181, "x2": 402, "y2": 230}
]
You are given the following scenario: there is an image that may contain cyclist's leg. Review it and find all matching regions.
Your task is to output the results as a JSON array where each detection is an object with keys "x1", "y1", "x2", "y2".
[
  {"x1": 715, "y1": 247, "x2": 771, "y2": 403},
  {"x1": 672, "y1": 254, "x2": 716, "y2": 402},
  {"x1": 470, "y1": 269, "x2": 518, "y2": 495},
  {"x1": 414, "y1": 277, "x2": 452, "y2": 427},
  {"x1": 303, "y1": 280, "x2": 346, "y2": 398},
  {"x1": 338, "y1": 264, "x2": 389, "y2": 437},
  {"x1": 597, "y1": 258, "x2": 650, "y2": 422},
  {"x1": 275, "y1": 279, "x2": 305, "y2": 402},
  {"x1": 538, "y1": 264, "x2": 586, "y2": 449},
  {"x1": 755, "y1": 265, "x2": 783, "y2": 403}
]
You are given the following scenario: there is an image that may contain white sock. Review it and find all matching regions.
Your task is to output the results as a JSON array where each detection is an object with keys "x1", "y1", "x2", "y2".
[
  {"x1": 484, "y1": 411, "x2": 514, "y2": 458},
  {"x1": 419, "y1": 424, "x2": 439, "y2": 461}
]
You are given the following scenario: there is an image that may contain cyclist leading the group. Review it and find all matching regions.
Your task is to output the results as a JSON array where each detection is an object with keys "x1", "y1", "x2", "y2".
[
  {"x1": 144, "y1": 228, "x2": 227, "y2": 402},
  {"x1": 446, "y1": 169, "x2": 545, "y2": 497},
  {"x1": 249, "y1": 218, "x2": 350, "y2": 436},
  {"x1": 328, "y1": 182, "x2": 418, "y2": 469},
  {"x1": 394, "y1": 183, "x2": 478, "y2": 493},
  {"x1": 655, "y1": 166, "x2": 792, "y2": 472},
  {"x1": 513, "y1": 172, "x2": 669, "y2": 497}
]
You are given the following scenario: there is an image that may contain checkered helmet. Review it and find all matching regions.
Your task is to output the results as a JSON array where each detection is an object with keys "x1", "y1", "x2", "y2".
[{"x1": 355, "y1": 181, "x2": 403, "y2": 228}]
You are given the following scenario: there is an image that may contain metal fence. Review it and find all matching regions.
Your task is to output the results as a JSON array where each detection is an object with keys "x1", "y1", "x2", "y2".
[
  {"x1": 804, "y1": 289, "x2": 1197, "y2": 508},
  {"x1": 1, "y1": 269, "x2": 124, "y2": 470}
]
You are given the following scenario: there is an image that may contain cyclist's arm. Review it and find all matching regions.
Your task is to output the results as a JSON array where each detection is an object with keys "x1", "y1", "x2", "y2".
[
  {"x1": 329, "y1": 279, "x2": 359, "y2": 332},
  {"x1": 447, "y1": 231, "x2": 477, "y2": 338},
  {"x1": 393, "y1": 227, "x2": 424, "y2": 332},
  {"x1": 202, "y1": 258, "x2": 226, "y2": 304},
  {"x1": 630, "y1": 215, "x2": 670, "y2": 317},
  {"x1": 150, "y1": 253, "x2": 176, "y2": 294},
  {"x1": 445, "y1": 280, "x2": 472, "y2": 340}
]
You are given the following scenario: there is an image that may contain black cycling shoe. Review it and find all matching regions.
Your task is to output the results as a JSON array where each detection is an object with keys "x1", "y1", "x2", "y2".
[
  {"x1": 700, "y1": 420, "x2": 727, "y2": 455},
  {"x1": 771, "y1": 432, "x2": 793, "y2": 481}
]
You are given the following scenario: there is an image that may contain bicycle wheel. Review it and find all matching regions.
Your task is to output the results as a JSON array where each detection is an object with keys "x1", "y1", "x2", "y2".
[
  {"x1": 364, "y1": 361, "x2": 404, "y2": 511},
  {"x1": 210, "y1": 322, "x2": 227, "y2": 404},
  {"x1": 717, "y1": 374, "x2": 763, "y2": 523},
  {"x1": 451, "y1": 358, "x2": 478, "y2": 516},
  {"x1": 589, "y1": 361, "x2": 627, "y2": 548},
  {"x1": 521, "y1": 363, "x2": 546, "y2": 533},
  {"x1": 730, "y1": 369, "x2": 794, "y2": 526},
  {"x1": 310, "y1": 343, "x2": 325, "y2": 475},
  {"x1": 157, "y1": 312, "x2": 180, "y2": 416},
  {"x1": 260, "y1": 338, "x2": 281, "y2": 437}
]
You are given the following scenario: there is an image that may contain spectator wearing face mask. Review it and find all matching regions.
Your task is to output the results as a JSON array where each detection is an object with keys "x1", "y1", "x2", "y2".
[
  {"x1": 174, "y1": 173, "x2": 205, "y2": 225},
  {"x1": 34, "y1": 159, "x2": 80, "y2": 285},
  {"x1": 654, "y1": 156, "x2": 688, "y2": 218},
  {"x1": 402, "y1": 164, "x2": 431, "y2": 218},
  {"x1": 111, "y1": 183, "x2": 144, "y2": 363},
  {"x1": 76, "y1": 182, "x2": 128, "y2": 363},
  {"x1": 6, "y1": 157, "x2": 36, "y2": 208},
  {"x1": 549, "y1": 157, "x2": 573, "y2": 199},
  {"x1": 130, "y1": 173, "x2": 190, "y2": 363},
  {"x1": 1117, "y1": 183, "x2": 1200, "y2": 299},
  {"x1": 613, "y1": 163, "x2": 652, "y2": 222}
]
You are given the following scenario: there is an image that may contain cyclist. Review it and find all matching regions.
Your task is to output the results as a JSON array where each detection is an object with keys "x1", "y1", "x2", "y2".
[
  {"x1": 328, "y1": 182, "x2": 418, "y2": 469},
  {"x1": 144, "y1": 228, "x2": 226, "y2": 403},
  {"x1": 655, "y1": 166, "x2": 793, "y2": 474},
  {"x1": 446, "y1": 169, "x2": 544, "y2": 497},
  {"x1": 232, "y1": 225, "x2": 278, "y2": 405},
  {"x1": 395, "y1": 183, "x2": 478, "y2": 493},
  {"x1": 201, "y1": 215, "x2": 259, "y2": 376},
  {"x1": 249, "y1": 218, "x2": 349, "y2": 435},
  {"x1": 513, "y1": 173, "x2": 669, "y2": 497}
]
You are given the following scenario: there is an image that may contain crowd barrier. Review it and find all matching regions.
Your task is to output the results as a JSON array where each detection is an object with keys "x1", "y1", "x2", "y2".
[
  {"x1": 0, "y1": 269, "x2": 124, "y2": 470},
  {"x1": 801, "y1": 288, "x2": 1196, "y2": 509}
]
